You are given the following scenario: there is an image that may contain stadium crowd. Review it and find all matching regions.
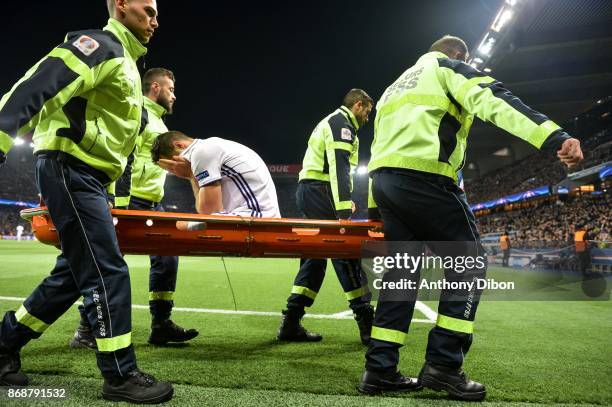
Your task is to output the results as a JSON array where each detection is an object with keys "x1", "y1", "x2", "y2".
[
  {"x1": 0, "y1": 206, "x2": 31, "y2": 237},
  {"x1": 476, "y1": 192, "x2": 611, "y2": 247},
  {"x1": 466, "y1": 128, "x2": 611, "y2": 203}
]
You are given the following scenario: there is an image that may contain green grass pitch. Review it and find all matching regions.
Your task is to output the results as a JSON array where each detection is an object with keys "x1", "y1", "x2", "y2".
[{"x1": 0, "y1": 240, "x2": 611, "y2": 406}]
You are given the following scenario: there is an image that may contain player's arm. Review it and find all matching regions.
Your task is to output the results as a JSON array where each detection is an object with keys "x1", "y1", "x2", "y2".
[
  {"x1": 325, "y1": 123, "x2": 355, "y2": 219},
  {"x1": 437, "y1": 58, "x2": 583, "y2": 167},
  {"x1": 0, "y1": 33, "x2": 121, "y2": 158},
  {"x1": 190, "y1": 178, "x2": 223, "y2": 214}
]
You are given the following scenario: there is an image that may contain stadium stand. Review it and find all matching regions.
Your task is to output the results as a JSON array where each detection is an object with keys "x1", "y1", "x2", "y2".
[
  {"x1": 477, "y1": 191, "x2": 610, "y2": 248},
  {"x1": 466, "y1": 100, "x2": 612, "y2": 204},
  {"x1": 0, "y1": 205, "x2": 31, "y2": 237}
]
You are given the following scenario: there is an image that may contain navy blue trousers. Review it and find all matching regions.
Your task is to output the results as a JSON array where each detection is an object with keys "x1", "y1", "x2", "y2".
[
  {"x1": 129, "y1": 197, "x2": 178, "y2": 322},
  {"x1": 0, "y1": 153, "x2": 136, "y2": 378},
  {"x1": 366, "y1": 169, "x2": 487, "y2": 371},
  {"x1": 286, "y1": 181, "x2": 371, "y2": 312}
]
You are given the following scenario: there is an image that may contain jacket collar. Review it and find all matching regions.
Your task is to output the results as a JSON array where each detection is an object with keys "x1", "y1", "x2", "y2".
[
  {"x1": 421, "y1": 51, "x2": 456, "y2": 61},
  {"x1": 339, "y1": 106, "x2": 360, "y2": 130},
  {"x1": 104, "y1": 18, "x2": 147, "y2": 61},
  {"x1": 144, "y1": 97, "x2": 167, "y2": 118}
]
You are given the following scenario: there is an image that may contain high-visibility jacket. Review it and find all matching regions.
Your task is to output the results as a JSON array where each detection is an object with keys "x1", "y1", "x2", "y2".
[
  {"x1": 115, "y1": 97, "x2": 168, "y2": 206},
  {"x1": 500, "y1": 235, "x2": 510, "y2": 250},
  {"x1": 0, "y1": 18, "x2": 146, "y2": 183},
  {"x1": 369, "y1": 51, "x2": 570, "y2": 183},
  {"x1": 299, "y1": 106, "x2": 360, "y2": 219},
  {"x1": 575, "y1": 230, "x2": 587, "y2": 252}
]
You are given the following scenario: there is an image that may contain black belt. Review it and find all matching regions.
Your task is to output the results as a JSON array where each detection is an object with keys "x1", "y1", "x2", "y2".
[
  {"x1": 130, "y1": 196, "x2": 159, "y2": 208},
  {"x1": 36, "y1": 150, "x2": 111, "y2": 186},
  {"x1": 299, "y1": 179, "x2": 330, "y2": 186},
  {"x1": 373, "y1": 167, "x2": 456, "y2": 188}
]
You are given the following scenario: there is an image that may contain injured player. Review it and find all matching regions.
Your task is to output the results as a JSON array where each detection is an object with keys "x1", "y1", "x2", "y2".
[{"x1": 151, "y1": 131, "x2": 281, "y2": 230}]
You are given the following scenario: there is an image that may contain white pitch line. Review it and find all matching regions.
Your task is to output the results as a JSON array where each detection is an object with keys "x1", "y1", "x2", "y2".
[
  {"x1": 415, "y1": 301, "x2": 438, "y2": 322},
  {"x1": 0, "y1": 296, "x2": 434, "y2": 323},
  {"x1": 332, "y1": 302, "x2": 437, "y2": 321},
  {"x1": 330, "y1": 310, "x2": 353, "y2": 317}
]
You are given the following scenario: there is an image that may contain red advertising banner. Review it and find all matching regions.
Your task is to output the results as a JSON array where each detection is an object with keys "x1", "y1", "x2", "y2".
[{"x1": 267, "y1": 164, "x2": 302, "y2": 174}]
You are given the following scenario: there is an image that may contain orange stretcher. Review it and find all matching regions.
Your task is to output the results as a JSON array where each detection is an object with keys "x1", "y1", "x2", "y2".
[{"x1": 20, "y1": 207, "x2": 384, "y2": 259}]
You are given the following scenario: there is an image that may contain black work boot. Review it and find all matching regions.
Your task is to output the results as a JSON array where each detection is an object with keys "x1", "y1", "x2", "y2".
[
  {"x1": 0, "y1": 350, "x2": 28, "y2": 386},
  {"x1": 148, "y1": 319, "x2": 199, "y2": 345},
  {"x1": 102, "y1": 369, "x2": 173, "y2": 404},
  {"x1": 418, "y1": 362, "x2": 486, "y2": 401},
  {"x1": 354, "y1": 305, "x2": 374, "y2": 345},
  {"x1": 69, "y1": 321, "x2": 97, "y2": 350},
  {"x1": 358, "y1": 369, "x2": 422, "y2": 395},
  {"x1": 277, "y1": 308, "x2": 322, "y2": 342}
]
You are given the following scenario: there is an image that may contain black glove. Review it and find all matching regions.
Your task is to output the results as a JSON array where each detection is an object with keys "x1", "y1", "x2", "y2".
[
  {"x1": 337, "y1": 209, "x2": 352, "y2": 220},
  {"x1": 0, "y1": 151, "x2": 6, "y2": 167},
  {"x1": 368, "y1": 207, "x2": 381, "y2": 220}
]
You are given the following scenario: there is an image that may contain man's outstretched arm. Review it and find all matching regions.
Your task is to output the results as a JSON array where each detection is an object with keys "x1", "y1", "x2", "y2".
[{"x1": 437, "y1": 58, "x2": 583, "y2": 168}]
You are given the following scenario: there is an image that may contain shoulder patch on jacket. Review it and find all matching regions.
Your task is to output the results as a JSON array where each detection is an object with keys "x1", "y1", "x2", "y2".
[
  {"x1": 328, "y1": 112, "x2": 355, "y2": 144},
  {"x1": 72, "y1": 35, "x2": 100, "y2": 56},
  {"x1": 60, "y1": 30, "x2": 124, "y2": 68},
  {"x1": 341, "y1": 128, "x2": 353, "y2": 141}
]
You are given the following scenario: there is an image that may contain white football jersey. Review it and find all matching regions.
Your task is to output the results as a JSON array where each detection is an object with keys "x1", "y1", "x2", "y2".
[{"x1": 180, "y1": 137, "x2": 280, "y2": 218}]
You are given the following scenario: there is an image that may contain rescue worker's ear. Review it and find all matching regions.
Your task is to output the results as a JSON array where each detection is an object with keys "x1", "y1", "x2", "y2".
[{"x1": 115, "y1": 0, "x2": 128, "y2": 15}]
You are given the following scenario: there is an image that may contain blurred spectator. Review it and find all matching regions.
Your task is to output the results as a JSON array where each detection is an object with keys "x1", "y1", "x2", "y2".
[
  {"x1": 0, "y1": 206, "x2": 32, "y2": 236},
  {"x1": 467, "y1": 129, "x2": 611, "y2": 204},
  {"x1": 477, "y1": 192, "x2": 611, "y2": 248}
]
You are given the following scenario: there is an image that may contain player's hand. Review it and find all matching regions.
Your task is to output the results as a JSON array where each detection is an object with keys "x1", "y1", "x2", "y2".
[
  {"x1": 0, "y1": 151, "x2": 6, "y2": 168},
  {"x1": 351, "y1": 201, "x2": 356, "y2": 214},
  {"x1": 557, "y1": 138, "x2": 583, "y2": 169},
  {"x1": 158, "y1": 155, "x2": 192, "y2": 179}
]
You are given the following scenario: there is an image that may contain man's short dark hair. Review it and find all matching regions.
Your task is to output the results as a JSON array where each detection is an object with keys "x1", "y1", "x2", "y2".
[
  {"x1": 151, "y1": 131, "x2": 190, "y2": 163},
  {"x1": 143, "y1": 68, "x2": 176, "y2": 94},
  {"x1": 429, "y1": 35, "x2": 469, "y2": 59},
  {"x1": 342, "y1": 89, "x2": 374, "y2": 109}
]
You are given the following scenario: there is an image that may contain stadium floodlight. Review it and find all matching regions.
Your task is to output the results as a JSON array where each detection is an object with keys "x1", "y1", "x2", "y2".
[
  {"x1": 356, "y1": 165, "x2": 368, "y2": 175},
  {"x1": 29, "y1": 142, "x2": 35, "y2": 148},
  {"x1": 506, "y1": 0, "x2": 517, "y2": 5},
  {"x1": 14, "y1": 137, "x2": 25, "y2": 146},
  {"x1": 478, "y1": 35, "x2": 496, "y2": 56},
  {"x1": 491, "y1": 7, "x2": 514, "y2": 32}
]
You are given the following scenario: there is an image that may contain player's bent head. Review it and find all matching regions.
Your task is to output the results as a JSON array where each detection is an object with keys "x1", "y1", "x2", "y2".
[
  {"x1": 151, "y1": 131, "x2": 192, "y2": 163},
  {"x1": 429, "y1": 35, "x2": 469, "y2": 62},
  {"x1": 108, "y1": 0, "x2": 159, "y2": 44}
]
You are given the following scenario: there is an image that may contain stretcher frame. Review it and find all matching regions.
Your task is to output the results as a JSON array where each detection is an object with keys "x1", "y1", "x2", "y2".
[{"x1": 20, "y1": 207, "x2": 384, "y2": 259}]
